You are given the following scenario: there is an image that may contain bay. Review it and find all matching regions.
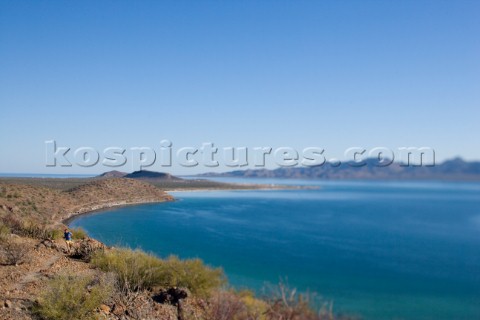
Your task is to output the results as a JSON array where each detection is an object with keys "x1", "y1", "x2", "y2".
[{"x1": 70, "y1": 179, "x2": 480, "y2": 320}]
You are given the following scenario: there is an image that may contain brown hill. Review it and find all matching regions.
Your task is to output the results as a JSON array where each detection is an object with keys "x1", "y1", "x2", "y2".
[
  {"x1": 97, "y1": 170, "x2": 127, "y2": 178},
  {"x1": 0, "y1": 178, "x2": 174, "y2": 223}
]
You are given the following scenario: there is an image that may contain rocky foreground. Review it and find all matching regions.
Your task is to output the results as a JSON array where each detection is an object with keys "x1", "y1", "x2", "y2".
[{"x1": 0, "y1": 237, "x2": 183, "y2": 319}]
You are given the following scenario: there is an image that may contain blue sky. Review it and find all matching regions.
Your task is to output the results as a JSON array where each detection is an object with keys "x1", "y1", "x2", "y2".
[{"x1": 0, "y1": 1, "x2": 479, "y2": 174}]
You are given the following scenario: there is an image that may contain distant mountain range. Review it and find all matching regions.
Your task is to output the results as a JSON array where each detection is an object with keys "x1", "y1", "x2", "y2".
[{"x1": 197, "y1": 158, "x2": 480, "y2": 181}]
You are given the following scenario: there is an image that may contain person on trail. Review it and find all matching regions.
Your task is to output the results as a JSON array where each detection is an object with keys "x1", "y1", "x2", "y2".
[{"x1": 64, "y1": 228, "x2": 73, "y2": 253}]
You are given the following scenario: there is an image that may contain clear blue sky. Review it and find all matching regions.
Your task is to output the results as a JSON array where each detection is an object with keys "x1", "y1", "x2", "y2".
[{"x1": 0, "y1": 1, "x2": 479, "y2": 174}]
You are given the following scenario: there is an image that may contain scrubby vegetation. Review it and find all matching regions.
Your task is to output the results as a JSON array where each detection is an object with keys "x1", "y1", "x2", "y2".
[
  {"x1": 72, "y1": 227, "x2": 87, "y2": 240},
  {"x1": 263, "y1": 281, "x2": 336, "y2": 320},
  {"x1": 34, "y1": 273, "x2": 114, "y2": 320},
  {"x1": 90, "y1": 248, "x2": 347, "y2": 320},
  {"x1": 0, "y1": 221, "x2": 29, "y2": 266},
  {"x1": 0, "y1": 222, "x2": 10, "y2": 241},
  {"x1": 0, "y1": 238, "x2": 29, "y2": 266},
  {"x1": 199, "y1": 290, "x2": 267, "y2": 320},
  {"x1": 161, "y1": 255, "x2": 226, "y2": 297},
  {"x1": 91, "y1": 248, "x2": 225, "y2": 297},
  {"x1": 1, "y1": 214, "x2": 59, "y2": 240}
]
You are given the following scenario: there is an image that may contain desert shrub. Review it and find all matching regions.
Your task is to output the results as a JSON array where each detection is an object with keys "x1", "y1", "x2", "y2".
[
  {"x1": 34, "y1": 273, "x2": 114, "y2": 320},
  {"x1": 91, "y1": 248, "x2": 165, "y2": 290},
  {"x1": 91, "y1": 248, "x2": 225, "y2": 297},
  {"x1": 2, "y1": 214, "x2": 23, "y2": 234},
  {"x1": 0, "y1": 239, "x2": 29, "y2": 266},
  {"x1": 264, "y1": 282, "x2": 335, "y2": 320},
  {"x1": 72, "y1": 227, "x2": 88, "y2": 240},
  {"x1": 110, "y1": 275, "x2": 146, "y2": 317},
  {"x1": 162, "y1": 255, "x2": 226, "y2": 297},
  {"x1": 23, "y1": 222, "x2": 47, "y2": 238},
  {"x1": 191, "y1": 290, "x2": 268, "y2": 320},
  {"x1": 20, "y1": 220, "x2": 51, "y2": 239},
  {"x1": 2, "y1": 215, "x2": 52, "y2": 239},
  {"x1": 0, "y1": 222, "x2": 10, "y2": 241},
  {"x1": 45, "y1": 228, "x2": 63, "y2": 240},
  {"x1": 203, "y1": 290, "x2": 247, "y2": 320},
  {"x1": 238, "y1": 290, "x2": 269, "y2": 319}
]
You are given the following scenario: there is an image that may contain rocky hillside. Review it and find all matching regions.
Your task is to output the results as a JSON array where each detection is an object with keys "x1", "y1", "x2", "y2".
[
  {"x1": 0, "y1": 237, "x2": 180, "y2": 320},
  {"x1": 0, "y1": 178, "x2": 174, "y2": 223}
]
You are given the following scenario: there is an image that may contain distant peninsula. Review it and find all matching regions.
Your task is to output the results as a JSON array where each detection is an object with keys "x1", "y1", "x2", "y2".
[{"x1": 0, "y1": 170, "x2": 311, "y2": 193}]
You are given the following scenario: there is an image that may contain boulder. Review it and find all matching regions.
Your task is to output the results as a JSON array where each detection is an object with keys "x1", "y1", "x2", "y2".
[{"x1": 70, "y1": 238, "x2": 105, "y2": 261}]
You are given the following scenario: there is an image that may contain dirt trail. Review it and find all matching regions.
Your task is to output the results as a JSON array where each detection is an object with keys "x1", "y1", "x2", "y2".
[
  {"x1": 0, "y1": 239, "x2": 97, "y2": 320},
  {"x1": 14, "y1": 254, "x2": 61, "y2": 291}
]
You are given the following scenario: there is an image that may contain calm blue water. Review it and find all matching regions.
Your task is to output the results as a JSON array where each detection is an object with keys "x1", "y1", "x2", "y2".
[{"x1": 71, "y1": 180, "x2": 480, "y2": 320}]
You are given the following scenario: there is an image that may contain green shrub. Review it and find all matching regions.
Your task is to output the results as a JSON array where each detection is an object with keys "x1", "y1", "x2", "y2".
[
  {"x1": 162, "y1": 255, "x2": 226, "y2": 297},
  {"x1": 34, "y1": 273, "x2": 113, "y2": 320},
  {"x1": 91, "y1": 248, "x2": 164, "y2": 290},
  {"x1": 238, "y1": 290, "x2": 268, "y2": 319},
  {"x1": 72, "y1": 227, "x2": 88, "y2": 240},
  {"x1": 91, "y1": 248, "x2": 225, "y2": 297},
  {"x1": 46, "y1": 228, "x2": 63, "y2": 240}
]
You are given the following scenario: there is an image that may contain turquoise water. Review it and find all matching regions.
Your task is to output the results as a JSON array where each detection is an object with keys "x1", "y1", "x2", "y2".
[{"x1": 71, "y1": 180, "x2": 480, "y2": 319}]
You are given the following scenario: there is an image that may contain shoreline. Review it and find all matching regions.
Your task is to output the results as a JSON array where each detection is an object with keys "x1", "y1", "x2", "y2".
[
  {"x1": 63, "y1": 184, "x2": 319, "y2": 225},
  {"x1": 62, "y1": 198, "x2": 174, "y2": 225}
]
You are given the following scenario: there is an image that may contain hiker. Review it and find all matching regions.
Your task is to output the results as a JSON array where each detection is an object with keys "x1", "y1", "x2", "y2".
[{"x1": 64, "y1": 228, "x2": 73, "y2": 253}]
